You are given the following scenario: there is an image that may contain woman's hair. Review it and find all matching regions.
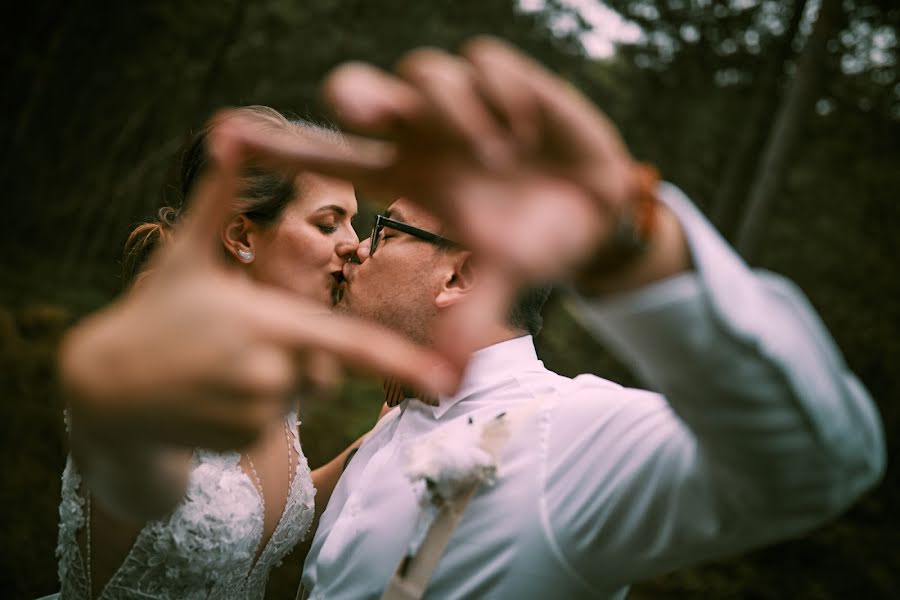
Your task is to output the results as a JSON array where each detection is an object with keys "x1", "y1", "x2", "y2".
[
  {"x1": 121, "y1": 206, "x2": 180, "y2": 288},
  {"x1": 122, "y1": 106, "x2": 342, "y2": 286}
]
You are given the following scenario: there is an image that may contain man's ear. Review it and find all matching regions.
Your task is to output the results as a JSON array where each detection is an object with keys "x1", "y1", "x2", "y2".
[
  {"x1": 222, "y1": 214, "x2": 257, "y2": 263},
  {"x1": 435, "y1": 251, "x2": 475, "y2": 309}
]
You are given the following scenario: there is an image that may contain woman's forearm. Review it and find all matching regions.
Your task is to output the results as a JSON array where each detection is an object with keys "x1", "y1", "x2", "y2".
[{"x1": 311, "y1": 433, "x2": 367, "y2": 519}]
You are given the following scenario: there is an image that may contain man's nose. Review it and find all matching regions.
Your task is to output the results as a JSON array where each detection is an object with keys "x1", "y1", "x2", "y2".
[{"x1": 357, "y1": 237, "x2": 372, "y2": 263}]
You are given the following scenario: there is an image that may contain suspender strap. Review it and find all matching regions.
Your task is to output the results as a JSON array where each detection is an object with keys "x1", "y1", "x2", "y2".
[{"x1": 381, "y1": 485, "x2": 479, "y2": 600}]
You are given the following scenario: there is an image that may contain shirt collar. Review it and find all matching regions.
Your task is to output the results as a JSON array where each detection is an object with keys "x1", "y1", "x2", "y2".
[{"x1": 428, "y1": 334, "x2": 540, "y2": 419}]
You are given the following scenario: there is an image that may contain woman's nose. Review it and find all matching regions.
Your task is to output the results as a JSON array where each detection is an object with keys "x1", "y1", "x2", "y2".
[{"x1": 336, "y1": 229, "x2": 360, "y2": 262}]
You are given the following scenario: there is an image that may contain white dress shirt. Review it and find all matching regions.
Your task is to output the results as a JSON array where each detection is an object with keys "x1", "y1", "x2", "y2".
[{"x1": 301, "y1": 184, "x2": 885, "y2": 599}]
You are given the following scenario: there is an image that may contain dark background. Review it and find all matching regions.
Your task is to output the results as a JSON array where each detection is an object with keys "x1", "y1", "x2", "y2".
[{"x1": 2, "y1": 0, "x2": 897, "y2": 598}]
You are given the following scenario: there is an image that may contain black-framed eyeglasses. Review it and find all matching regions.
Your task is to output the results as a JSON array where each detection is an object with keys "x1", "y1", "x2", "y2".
[{"x1": 369, "y1": 214, "x2": 459, "y2": 255}]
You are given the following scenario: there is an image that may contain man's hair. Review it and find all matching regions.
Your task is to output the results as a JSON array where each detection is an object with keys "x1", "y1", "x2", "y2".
[{"x1": 507, "y1": 283, "x2": 553, "y2": 337}]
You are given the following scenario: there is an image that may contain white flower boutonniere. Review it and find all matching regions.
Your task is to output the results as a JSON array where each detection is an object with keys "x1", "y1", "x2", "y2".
[{"x1": 403, "y1": 411, "x2": 510, "y2": 554}]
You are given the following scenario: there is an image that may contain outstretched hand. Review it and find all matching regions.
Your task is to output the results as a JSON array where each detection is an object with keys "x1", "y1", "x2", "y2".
[
  {"x1": 59, "y1": 38, "x2": 689, "y2": 450},
  {"x1": 235, "y1": 37, "x2": 637, "y2": 282},
  {"x1": 227, "y1": 37, "x2": 688, "y2": 361},
  {"x1": 222, "y1": 38, "x2": 690, "y2": 364},
  {"x1": 59, "y1": 120, "x2": 460, "y2": 450}
]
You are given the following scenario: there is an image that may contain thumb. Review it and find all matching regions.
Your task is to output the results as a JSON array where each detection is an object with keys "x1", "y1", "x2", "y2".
[{"x1": 163, "y1": 112, "x2": 244, "y2": 267}]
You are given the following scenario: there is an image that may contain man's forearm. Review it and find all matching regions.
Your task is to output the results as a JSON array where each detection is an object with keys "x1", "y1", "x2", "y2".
[{"x1": 569, "y1": 183, "x2": 885, "y2": 515}]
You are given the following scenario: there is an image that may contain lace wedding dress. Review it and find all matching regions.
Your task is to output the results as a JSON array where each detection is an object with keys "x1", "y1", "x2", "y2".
[{"x1": 52, "y1": 412, "x2": 315, "y2": 599}]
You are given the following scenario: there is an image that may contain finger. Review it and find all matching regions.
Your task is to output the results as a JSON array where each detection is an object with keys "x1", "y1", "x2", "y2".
[
  {"x1": 462, "y1": 37, "x2": 633, "y2": 260},
  {"x1": 461, "y1": 38, "x2": 543, "y2": 151},
  {"x1": 395, "y1": 48, "x2": 514, "y2": 169},
  {"x1": 488, "y1": 38, "x2": 630, "y2": 167},
  {"x1": 164, "y1": 111, "x2": 244, "y2": 264},
  {"x1": 462, "y1": 37, "x2": 559, "y2": 94},
  {"x1": 302, "y1": 316, "x2": 460, "y2": 396},
  {"x1": 491, "y1": 177, "x2": 602, "y2": 281},
  {"x1": 460, "y1": 36, "x2": 575, "y2": 120},
  {"x1": 323, "y1": 62, "x2": 426, "y2": 138},
  {"x1": 194, "y1": 110, "x2": 396, "y2": 214},
  {"x1": 222, "y1": 342, "x2": 298, "y2": 400},
  {"x1": 463, "y1": 37, "x2": 630, "y2": 162},
  {"x1": 295, "y1": 350, "x2": 343, "y2": 405},
  {"x1": 232, "y1": 120, "x2": 396, "y2": 185},
  {"x1": 435, "y1": 173, "x2": 601, "y2": 282},
  {"x1": 250, "y1": 291, "x2": 463, "y2": 396},
  {"x1": 304, "y1": 350, "x2": 342, "y2": 390}
]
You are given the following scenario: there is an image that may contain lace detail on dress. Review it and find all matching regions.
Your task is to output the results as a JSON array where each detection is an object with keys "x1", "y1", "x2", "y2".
[
  {"x1": 245, "y1": 412, "x2": 317, "y2": 594},
  {"x1": 55, "y1": 412, "x2": 316, "y2": 599},
  {"x1": 56, "y1": 457, "x2": 89, "y2": 599}
]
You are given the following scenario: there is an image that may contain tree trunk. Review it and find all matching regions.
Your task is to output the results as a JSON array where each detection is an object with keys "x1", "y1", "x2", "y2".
[
  {"x1": 195, "y1": 0, "x2": 249, "y2": 121},
  {"x1": 711, "y1": 0, "x2": 808, "y2": 239},
  {"x1": 734, "y1": 0, "x2": 843, "y2": 261}
]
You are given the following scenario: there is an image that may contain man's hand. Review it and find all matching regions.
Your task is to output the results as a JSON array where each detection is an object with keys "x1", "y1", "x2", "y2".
[
  {"x1": 59, "y1": 117, "x2": 460, "y2": 451},
  {"x1": 321, "y1": 38, "x2": 635, "y2": 279},
  {"x1": 234, "y1": 37, "x2": 689, "y2": 289},
  {"x1": 219, "y1": 38, "x2": 691, "y2": 361}
]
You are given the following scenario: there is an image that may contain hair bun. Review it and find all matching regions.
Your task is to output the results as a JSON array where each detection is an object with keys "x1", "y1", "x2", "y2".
[{"x1": 122, "y1": 208, "x2": 178, "y2": 287}]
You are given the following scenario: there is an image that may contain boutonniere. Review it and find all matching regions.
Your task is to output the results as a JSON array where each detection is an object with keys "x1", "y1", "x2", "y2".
[{"x1": 403, "y1": 411, "x2": 509, "y2": 554}]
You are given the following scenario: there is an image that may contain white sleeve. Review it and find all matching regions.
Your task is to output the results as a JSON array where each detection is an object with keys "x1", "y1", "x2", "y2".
[{"x1": 544, "y1": 183, "x2": 885, "y2": 589}]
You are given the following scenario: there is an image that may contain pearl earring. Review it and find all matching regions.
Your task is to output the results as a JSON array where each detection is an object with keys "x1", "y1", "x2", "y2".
[{"x1": 237, "y1": 248, "x2": 254, "y2": 262}]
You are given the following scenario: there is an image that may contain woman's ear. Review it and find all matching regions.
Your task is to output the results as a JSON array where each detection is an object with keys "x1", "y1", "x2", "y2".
[
  {"x1": 435, "y1": 251, "x2": 475, "y2": 309},
  {"x1": 222, "y1": 215, "x2": 256, "y2": 263}
]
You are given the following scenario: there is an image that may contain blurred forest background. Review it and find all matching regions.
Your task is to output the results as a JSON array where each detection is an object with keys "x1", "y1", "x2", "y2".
[{"x1": 1, "y1": 0, "x2": 897, "y2": 598}]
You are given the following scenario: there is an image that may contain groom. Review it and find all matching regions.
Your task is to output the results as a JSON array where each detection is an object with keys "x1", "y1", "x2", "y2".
[{"x1": 297, "y1": 39, "x2": 885, "y2": 598}]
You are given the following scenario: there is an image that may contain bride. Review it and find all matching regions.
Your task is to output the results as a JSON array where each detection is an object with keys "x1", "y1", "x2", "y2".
[{"x1": 50, "y1": 106, "x2": 455, "y2": 599}]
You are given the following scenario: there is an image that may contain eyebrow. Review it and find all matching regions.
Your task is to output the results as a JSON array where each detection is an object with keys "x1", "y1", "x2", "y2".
[
  {"x1": 382, "y1": 208, "x2": 404, "y2": 222},
  {"x1": 381, "y1": 208, "x2": 448, "y2": 239},
  {"x1": 315, "y1": 204, "x2": 352, "y2": 217}
]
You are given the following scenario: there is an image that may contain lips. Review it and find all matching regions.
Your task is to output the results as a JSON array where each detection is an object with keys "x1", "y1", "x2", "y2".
[
  {"x1": 330, "y1": 270, "x2": 345, "y2": 305},
  {"x1": 329, "y1": 264, "x2": 354, "y2": 305},
  {"x1": 341, "y1": 261, "x2": 354, "y2": 283}
]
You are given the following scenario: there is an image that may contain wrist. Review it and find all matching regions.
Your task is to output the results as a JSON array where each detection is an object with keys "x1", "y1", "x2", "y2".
[{"x1": 574, "y1": 169, "x2": 690, "y2": 296}]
